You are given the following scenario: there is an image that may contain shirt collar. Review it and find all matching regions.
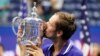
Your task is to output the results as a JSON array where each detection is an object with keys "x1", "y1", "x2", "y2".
[{"x1": 48, "y1": 40, "x2": 73, "y2": 55}]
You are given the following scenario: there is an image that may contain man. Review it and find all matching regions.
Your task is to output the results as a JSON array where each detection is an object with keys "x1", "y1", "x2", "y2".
[{"x1": 18, "y1": 12, "x2": 83, "y2": 56}]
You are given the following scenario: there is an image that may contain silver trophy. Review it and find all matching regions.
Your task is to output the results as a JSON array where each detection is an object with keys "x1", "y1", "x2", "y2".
[{"x1": 12, "y1": 2, "x2": 42, "y2": 45}]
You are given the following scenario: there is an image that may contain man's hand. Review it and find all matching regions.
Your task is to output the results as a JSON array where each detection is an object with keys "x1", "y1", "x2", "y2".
[
  {"x1": 17, "y1": 26, "x2": 23, "y2": 39},
  {"x1": 26, "y1": 41, "x2": 45, "y2": 56}
]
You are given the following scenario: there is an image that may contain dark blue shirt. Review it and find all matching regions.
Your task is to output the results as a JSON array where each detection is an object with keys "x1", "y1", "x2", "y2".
[{"x1": 42, "y1": 40, "x2": 83, "y2": 56}]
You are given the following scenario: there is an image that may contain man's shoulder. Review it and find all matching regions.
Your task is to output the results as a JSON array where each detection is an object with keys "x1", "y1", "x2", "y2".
[{"x1": 67, "y1": 45, "x2": 83, "y2": 56}]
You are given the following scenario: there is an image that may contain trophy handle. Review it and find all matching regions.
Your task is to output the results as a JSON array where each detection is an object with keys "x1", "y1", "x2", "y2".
[{"x1": 12, "y1": 16, "x2": 25, "y2": 38}]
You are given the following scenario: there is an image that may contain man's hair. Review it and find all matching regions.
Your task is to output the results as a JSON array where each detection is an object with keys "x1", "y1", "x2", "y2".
[{"x1": 55, "y1": 12, "x2": 76, "y2": 40}]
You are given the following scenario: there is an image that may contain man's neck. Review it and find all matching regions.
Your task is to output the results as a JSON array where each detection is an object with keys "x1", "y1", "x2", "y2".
[{"x1": 52, "y1": 39, "x2": 67, "y2": 56}]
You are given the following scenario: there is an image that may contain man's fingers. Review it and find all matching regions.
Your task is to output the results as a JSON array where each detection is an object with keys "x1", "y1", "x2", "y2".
[
  {"x1": 17, "y1": 26, "x2": 23, "y2": 38},
  {"x1": 17, "y1": 32, "x2": 23, "y2": 38},
  {"x1": 26, "y1": 40, "x2": 39, "y2": 50},
  {"x1": 27, "y1": 50, "x2": 36, "y2": 56},
  {"x1": 36, "y1": 37, "x2": 42, "y2": 47},
  {"x1": 26, "y1": 47, "x2": 36, "y2": 52}
]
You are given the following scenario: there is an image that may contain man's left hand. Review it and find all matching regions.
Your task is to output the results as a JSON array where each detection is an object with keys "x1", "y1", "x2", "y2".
[{"x1": 26, "y1": 41, "x2": 45, "y2": 56}]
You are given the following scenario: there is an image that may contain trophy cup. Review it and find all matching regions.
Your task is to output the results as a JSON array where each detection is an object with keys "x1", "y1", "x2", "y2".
[{"x1": 12, "y1": 2, "x2": 42, "y2": 55}]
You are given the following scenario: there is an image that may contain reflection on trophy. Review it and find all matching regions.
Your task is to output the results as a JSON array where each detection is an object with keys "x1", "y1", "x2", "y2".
[{"x1": 12, "y1": 2, "x2": 42, "y2": 45}]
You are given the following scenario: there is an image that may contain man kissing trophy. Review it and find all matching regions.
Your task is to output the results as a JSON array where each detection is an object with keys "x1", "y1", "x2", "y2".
[{"x1": 12, "y1": 2, "x2": 43, "y2": 56}]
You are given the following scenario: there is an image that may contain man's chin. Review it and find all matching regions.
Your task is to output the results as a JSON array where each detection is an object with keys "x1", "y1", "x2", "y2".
[
  {"x1": 43, "y1": 35, "x2": 49, "y2": 38},
  {"x1": 43, "y1": 34, "x2": 54, "y2": 39}
]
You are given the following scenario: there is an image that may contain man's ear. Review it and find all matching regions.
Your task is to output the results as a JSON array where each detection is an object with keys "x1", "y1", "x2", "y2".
[{"x1": 57, "y1": 30, "x2": 63, "y2": 37}]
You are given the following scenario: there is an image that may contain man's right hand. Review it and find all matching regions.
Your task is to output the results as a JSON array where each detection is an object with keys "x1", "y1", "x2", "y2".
[
  {"x1": 17, "y1": 26, "x2": 23, "y2": 38},
  {"x1": 17, "y1": 25, "x2": 26, "y2": 56}
]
